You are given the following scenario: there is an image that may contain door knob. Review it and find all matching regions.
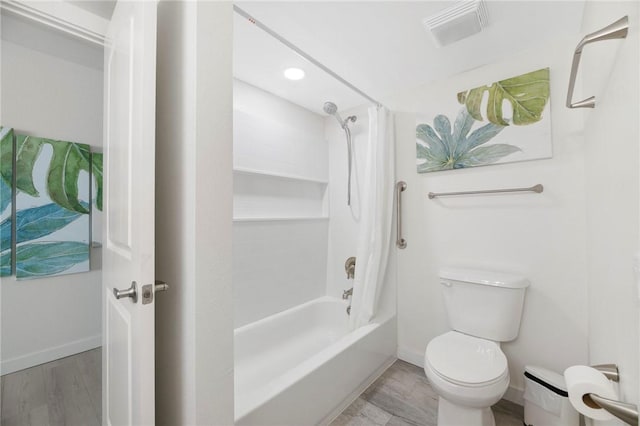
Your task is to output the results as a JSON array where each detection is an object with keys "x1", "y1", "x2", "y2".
[{"x1": 114, "y1": 281, "x2": 138, "y2": 303}]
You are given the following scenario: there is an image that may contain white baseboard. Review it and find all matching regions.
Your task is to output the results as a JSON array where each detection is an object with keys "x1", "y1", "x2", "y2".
[
  {"x1": 397, "y1": 345, "x2": 524, "y2": 407},
  {"x1": 1, "y1": 334, "x2": 101, "y2": 375},
  {"x1": 503, "y1": 385, "x2": 524, "y2": 406},
  {"x1": 397, "y1": 345, "x2": 424, "y2": 367}
]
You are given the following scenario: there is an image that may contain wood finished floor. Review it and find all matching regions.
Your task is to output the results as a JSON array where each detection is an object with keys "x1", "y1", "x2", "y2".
[
  {"x1": 330, "y1": 360, "x2": 524, "y2": 426},
  {"x1": 1, "y1": 347, "x2": 101, "y2": 426},
  {"x1": 1, "y1": 351, "x2": 523, "y2": 426}
]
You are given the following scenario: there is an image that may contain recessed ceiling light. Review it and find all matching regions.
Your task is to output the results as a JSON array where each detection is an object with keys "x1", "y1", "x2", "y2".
[{"x1": 284, "y1": 67, "x2": 305, "y2": 80}]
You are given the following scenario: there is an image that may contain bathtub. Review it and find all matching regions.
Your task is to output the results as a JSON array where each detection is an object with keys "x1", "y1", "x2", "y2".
[{"x1": 234, "y1": 296, "x2": 397, "y2": 426}]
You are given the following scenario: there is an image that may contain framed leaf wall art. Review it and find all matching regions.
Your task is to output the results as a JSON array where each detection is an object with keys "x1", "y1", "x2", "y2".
[
  {"x1": 0, "y1": 127, "x2": 13, "y2": 277},
  {"x1": 14, "y1": 134, "x2": 93, "y2": 279},
  {"x1": 416, "y1": 68, "x2": 552, "y2": 173}
]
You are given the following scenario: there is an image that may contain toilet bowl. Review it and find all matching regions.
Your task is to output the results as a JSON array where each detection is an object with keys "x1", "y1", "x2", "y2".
[
  {"x1": 425, "y1": 268, "x2": 529, "y2": 426},
  {"x1": 424, "y1": 331, "x2": 510, "y2": 426}
]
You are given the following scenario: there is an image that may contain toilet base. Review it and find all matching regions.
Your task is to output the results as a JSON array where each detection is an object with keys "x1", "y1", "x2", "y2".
[{"x1": 437, "y1": 396, "x2": 495, "y2": 426}]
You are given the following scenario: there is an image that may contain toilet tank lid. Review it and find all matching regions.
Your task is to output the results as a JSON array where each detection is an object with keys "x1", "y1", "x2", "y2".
[{"x1": 440, "y1": 268, "x2": 529, "y2": 289}]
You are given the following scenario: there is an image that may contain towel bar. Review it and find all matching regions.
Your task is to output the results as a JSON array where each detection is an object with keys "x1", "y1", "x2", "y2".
[{"x1": 428, "y1": 184, "x2": 543, "y2": 199}]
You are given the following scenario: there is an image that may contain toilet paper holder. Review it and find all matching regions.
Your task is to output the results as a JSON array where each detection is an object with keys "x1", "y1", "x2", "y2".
[
  {"x1": 592, "y1": 363, "x2": 619, "y2": 382},
  {"x1": 588, "y1": 364, "x2": 638, "y2": 425}
]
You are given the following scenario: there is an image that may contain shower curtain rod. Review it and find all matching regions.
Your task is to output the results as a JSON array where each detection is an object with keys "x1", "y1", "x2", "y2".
[{"x1": 233, "y1": 5, "x2": 384, "y2": 108}]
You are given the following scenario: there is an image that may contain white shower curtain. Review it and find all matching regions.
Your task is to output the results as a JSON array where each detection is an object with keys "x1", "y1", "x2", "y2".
[{"x1": 349, "y1": 105, "x2": 395, "y2": 330}]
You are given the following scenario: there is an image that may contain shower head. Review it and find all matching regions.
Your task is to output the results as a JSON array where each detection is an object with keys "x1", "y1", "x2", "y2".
[
  {"x1": 323, "y1": 101, "x2": 355, "y2": 129},
  {"x1": 323, "y1": 102, "x2": 338, "y2": 115},
  {"x1": 323, "y1": 101, "x2": 346, "y2": 128},
  {"x1": 324, "y1": 100, "x2": 356, "y2": 206}
]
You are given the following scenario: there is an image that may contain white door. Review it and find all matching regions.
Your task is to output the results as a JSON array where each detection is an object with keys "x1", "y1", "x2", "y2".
[{"x1": 102, "y1": 1, "x2": 157, "y2": 425}]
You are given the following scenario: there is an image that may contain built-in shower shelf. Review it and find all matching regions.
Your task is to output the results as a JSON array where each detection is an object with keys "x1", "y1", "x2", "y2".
[
  {"x1": 233, "y1": 216, "x2": 329, "y2": 223},
  {"x1": 233, "y1": 167, "x2": 329, "y2": 220},
  {"x1": 233, "y1": 167, "x2": 328, "y2": 185}
]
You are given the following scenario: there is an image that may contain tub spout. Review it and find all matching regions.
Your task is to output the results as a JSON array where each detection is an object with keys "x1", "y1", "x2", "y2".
[{"x1": 342, "y1": 288, "x2": 353, "y2": 300}]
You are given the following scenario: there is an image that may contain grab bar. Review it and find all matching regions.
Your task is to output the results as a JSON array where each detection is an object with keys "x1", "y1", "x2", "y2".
[
  {"x1": 566, "y1": 16, "x2": 628, "y2": 109},
  {"x1": 428, "y1": 184, "x2": 543, "y2": 199},
  {"x1": 396, "y1": 181, "x2": 407, "y2": 249}
]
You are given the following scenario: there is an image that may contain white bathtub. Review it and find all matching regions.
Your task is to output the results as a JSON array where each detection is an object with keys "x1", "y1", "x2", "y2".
[{"x1": 234, "y1": 296, "x2": 397, "y2": 426}]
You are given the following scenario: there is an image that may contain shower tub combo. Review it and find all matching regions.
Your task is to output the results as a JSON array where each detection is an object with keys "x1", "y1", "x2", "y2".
[{"x1": 234, "y1": 296, "x2": 397, "y2": 426}]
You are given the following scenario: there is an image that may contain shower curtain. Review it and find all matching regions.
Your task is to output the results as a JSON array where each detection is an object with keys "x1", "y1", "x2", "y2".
[{"x1": 349, "y1": 106, "x2": 394, "y2": 330}]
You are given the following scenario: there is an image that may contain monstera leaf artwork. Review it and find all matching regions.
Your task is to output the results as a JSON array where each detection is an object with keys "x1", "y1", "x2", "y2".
[
  {"x1": 417, "y1": 108, "x2": 518, "y2": 172},
  {"x1": 457, "y1": 68, "x2": 550, "y2": 126},
  {"x1": 0, "y1": 127, "x2": 13, "y2": 276},
  {"x1": 0, "y1": 129, "x2": 103, "y2": 279},
  {"x1": 416, "y1": 68, "x2": 552, "y2": 173}
]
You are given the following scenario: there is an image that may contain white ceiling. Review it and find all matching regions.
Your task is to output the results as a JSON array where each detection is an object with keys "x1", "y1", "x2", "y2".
[{"x1": 234, "y1": 1, "x2": 586, "y2": 115}]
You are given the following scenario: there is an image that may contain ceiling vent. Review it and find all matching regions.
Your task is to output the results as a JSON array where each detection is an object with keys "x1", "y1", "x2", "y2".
[{"x1": 423, "y1": 0, "x2": 489, "y2": 48}]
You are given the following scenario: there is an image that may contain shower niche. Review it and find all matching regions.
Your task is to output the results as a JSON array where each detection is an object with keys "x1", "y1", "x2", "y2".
[
  {"x1": 232, "y1": 79, "x2": 330, "y2": 328},
  {"x1": 232, "y1": 81, "x2": 329, "y2": 222},
  {"x1": 232, "y1": 169, "x2": 328, "y2": 221}
]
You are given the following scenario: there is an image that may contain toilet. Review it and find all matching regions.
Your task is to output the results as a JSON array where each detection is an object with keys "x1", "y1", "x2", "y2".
[{"x1": 424, "y1": 268, "x2": 529, "y2": 426}]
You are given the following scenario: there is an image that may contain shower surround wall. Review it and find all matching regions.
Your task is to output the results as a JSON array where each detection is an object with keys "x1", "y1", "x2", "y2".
[
  {"x1": 324, "y1": 105, "x2": 397, "y2": 323},
  {"x1": 233, "y1": 80, "x2": 329, "y2": 327},
  {"x1": 325, "y1": 106, "x2": 368, "y2": 299}
]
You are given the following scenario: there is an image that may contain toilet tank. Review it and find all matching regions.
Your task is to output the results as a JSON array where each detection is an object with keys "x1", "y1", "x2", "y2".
[{"x1": 440, "y1": 268, "x2": 529, "y2": 342}]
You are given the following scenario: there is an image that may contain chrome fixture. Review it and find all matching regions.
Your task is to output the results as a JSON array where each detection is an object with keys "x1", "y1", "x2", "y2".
[
  {"x1": 343, "y1": 257, "x2": 356, "y2": 315},
  {"x1": 585, "y1": 363, "x2": 638, "y2": 425},
  {"x1": 324, "y1": 102, "x2": 357, "y2": 206},
  {"x1": 396, "y1": 181, "x2": 407, "y2": 249},
  {"x1": 323, "y1": 102, "x2": 357, "y2": 129},
  {"x1": 342, "y1": 286, "x2": 353, "y2": 316},
  {"x1": 141, "y1": 280, "x2": 170, "y2": 305},
  {"x1": 342, "y1": 288, "x2": 353, "y2": 300},
  {"x1": 345, "y1": 256, "x2": 356, "y2": 279},
  {"x1": 566, "y1": 16, "x2": 628, "y2": 109},
  {"x1": 428, "y1": 184, "x2": 543, "y2": 199},
  {"x1": 592, "y1": 363, "x2": 619, "y2": 382},
  {"x1": 114, "y1": 280, "x2": 168, "y2": 305},
  {"x1": 114, "y1": 281, "x2": 138, "y2": 303},
  {"x1": 587, "y1": 394, "x2": 637, "y2": 426}
]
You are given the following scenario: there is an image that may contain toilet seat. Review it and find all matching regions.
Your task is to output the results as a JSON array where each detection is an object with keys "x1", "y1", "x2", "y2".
[{"x1": 426, "y1": 331, "x2": 508, "y2": 387}]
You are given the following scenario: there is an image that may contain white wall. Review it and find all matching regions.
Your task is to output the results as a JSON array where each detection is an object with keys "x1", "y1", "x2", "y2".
[
  {"x1": 232, "y1": 80, "x2": 329, "y2": 327},
  {"x1": 582, "y1": 1, "x2": 640, "y2": 422},
  {"x1": 385, "y1": 34, "x2": 590, "y2": 399},
  {"x1": 155, "y1": 2, "x2": 234, "y2": 424},
  {"x1": 0, "y1": 13, "x2": 103, "y2": 374}
]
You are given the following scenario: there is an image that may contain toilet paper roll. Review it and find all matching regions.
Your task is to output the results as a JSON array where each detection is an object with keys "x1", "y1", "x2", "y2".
[{"x1": 564, "y1": 365, "x2": 618, "y2": 421}]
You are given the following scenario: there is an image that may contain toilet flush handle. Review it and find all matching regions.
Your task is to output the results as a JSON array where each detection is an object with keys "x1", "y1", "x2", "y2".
[{"x1": 440, "y1": 280, "x2": 452, "y2": 287}]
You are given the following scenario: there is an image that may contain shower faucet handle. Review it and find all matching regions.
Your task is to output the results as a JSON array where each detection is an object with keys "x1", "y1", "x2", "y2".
[{"x1": 345, "y1": 257, "x2": 356, "y2": 279}]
